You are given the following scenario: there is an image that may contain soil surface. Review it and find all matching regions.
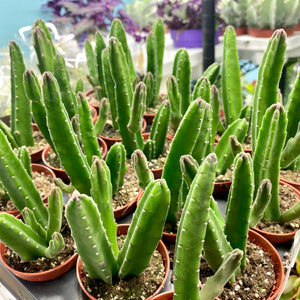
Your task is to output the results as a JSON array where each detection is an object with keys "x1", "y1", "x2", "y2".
[
  {"x1": 280, "y1": 169, "x2": 300, "y2": 184},
  {"x1": 27, "y1": 131, "x2": 48, "y2": 154},
  {"x1": 256, "y1": 184, "x2": 300, "y2": 233},
  {"x1": 200, "y1": 241, "x2": 276, "y2": 300},
  {"x1": 112, "y1": 165, "x2": 140, "y2": 210},
  {"x1": 80, "y1": 235, "x2": 165, "y2": 300},
  {"x1": 0, "y1": 171, "x2": 55, "y2": 212},
  {"x1": 4, "y1": 215, "x2": 75, "y2": 273}
]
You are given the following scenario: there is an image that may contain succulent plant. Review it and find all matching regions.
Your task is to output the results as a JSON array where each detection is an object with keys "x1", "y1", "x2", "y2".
[
  {"x1": 65, "y1": 156, "x2": 170, "y2": 284},
  {"x1": 246, "y1": 0, "x2": 300, "y2": 29},
  {"x1": 132, "y1": 98, "x2": 213, "y2": 228},
  {"x1": 217, "y1": 0, "x2": 248, "y2": 28},
  {"x1": 6, "y1": 41, "x2": 33, "y2": 148},
  {"x1": 221, "y1": 26, "x2": 243, "y2": 127},
  {"x1": 251, "y1": 29, "x2": 287, "y2": 152},
  {"x1": 172, "y1": 153, "x2": 243, "y2": 300},
  {"x1": 0, "y1": 130, "x2": 64, "y2": 261}
]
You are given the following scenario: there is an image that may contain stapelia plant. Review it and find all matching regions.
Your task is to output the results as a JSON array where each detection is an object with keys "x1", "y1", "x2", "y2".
[
  {"x1": 167, "y1": 49, "x2": 220, "y2": 131},
  {"x1": 173, "y1": 153, "x2": 243, "y2": 300},
  {"x1": 0, "y1": 41, "x2": 34, "y2": 149},
  {"x1": 181, "y1": 150, "x2": 272, "y2": 276},
  {"x1": 65, "y1": 156, "x2": 170, "y2": 284},
  {"x1": 253, "y1": 103, "x2": 300, "y2": 224},
  {"x1": 132, "y1": 98, "x2": 213, "y2": 229},
  {"x1": 0, "y1": 131, "x2": 64, "y2": 260}
]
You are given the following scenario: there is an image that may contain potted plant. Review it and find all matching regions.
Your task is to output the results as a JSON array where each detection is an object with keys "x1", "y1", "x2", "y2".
[
  {"x1": 182, "y1": 151, "x2": 284, "y2": 299},
  {"x1": 65, "y1": 155, "x2": 170, "y2": 299},
  {"x1": 217, "y1": 0, "x2": 248, "y2": 35},
  {"x1": 154, "y1": 0, "x2": 221, "y2": 48},
  {"x1": 0, "y1": 130, "x2": 76, "y2": 281},
  {"x1": 246, "y1": 0, "x2": 300, "y2": 37},
  {"x1": 0, "y1": 40, "x2": 49, "y2": 163}
]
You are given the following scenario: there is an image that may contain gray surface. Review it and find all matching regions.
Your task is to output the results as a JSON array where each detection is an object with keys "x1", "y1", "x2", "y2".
[{"x1": 0, "y1": 193, "x2": 293, "y2": 299}]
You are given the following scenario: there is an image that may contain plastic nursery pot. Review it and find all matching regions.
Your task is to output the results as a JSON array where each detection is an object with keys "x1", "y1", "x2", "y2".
[
  {"x1": 279, "y1": 176, "x2": 300, "y2": 193},
  {"x1": 143, "y1": 112, "x2": 156, "y2": 126},
  {"x1": 142, "y1": 132, "x2": 174, "y2": 179},
  {"x1": 100, "y1": 118, "x2": 147, "y2": 149},
  {"x1": 76, "y1": 224, "x2": 170, "y2": 300},
  {"x1": 114, "y1": 188, "x2": 143, "y2": 220},
  {"x1": 0, "y1": 243, "x2": 77, "y2": 282},
  {"x1": 248, "y1": 26, "x2": 295, "y2": 38},
  {"x1": 89, "y1": 105, "x2": 98, "y2": 124},
  {"x1": 86, "y1": 89, "x2": 100, "y2": 113},
  {"x1": 41, "y1": 138, "x2": 107, "y2": 181},
  {"x1": 152, "y1": 229, "x2": 284, "y2": 300},
  {"x1": 213, "y1": 180, "x2": 232, "y2": 198},
  {"x1": 0, "y1": 163, "x2": 56, "y2": 216},
  {"x1": 252, "y1": 181, "x2": 300, "y2": 244},
  {"x1": 30, "y1": 123, "x2": 48, "y2": 163}
]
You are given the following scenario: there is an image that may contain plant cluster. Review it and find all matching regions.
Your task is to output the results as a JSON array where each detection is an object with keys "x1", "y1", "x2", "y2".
[{"x1": 155, "y1": 0, "x2": 204, "y2": 30}]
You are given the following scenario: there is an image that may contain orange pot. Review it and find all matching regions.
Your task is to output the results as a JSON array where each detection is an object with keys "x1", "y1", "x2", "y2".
[
  {"x1": 100, "y1": 118, "x2": 147, "y2": 149},
  {"x1": 248, "y1": 27, "x2": 294, "y2": 38},
  {"x1": 152, "y1": 229, "x2": 284, "y2": 300},
  {"x1": 114, "y1": 188, "x2": 143, "y2": 220},
  {"x1": 42, "y1": 138, "x2": 107, "y2": 181},
  {"x1": 142, "y1": 132, "x2": 173, "y2": 179},
  {"x1": 252, "y1": 181, "x2": 300, "y2": 244},
  {"x1": 30, "y1": 123, "x2": 48, "y2": 163},
  {"x1": 0, "y1": 163, "x2": 56, "y2": 216},
  {"x1": 76, "y1": 224, "x2": 170, "y2": 300}
]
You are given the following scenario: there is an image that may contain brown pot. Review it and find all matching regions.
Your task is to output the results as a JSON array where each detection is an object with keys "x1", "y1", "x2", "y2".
[
  {"x1": 0, "y1": 242, "x2": 77, "y2": 282},
  {"x1": 86, "y1": 89, "x2": 100, "y2": 113},
  {"x1": 142, "y1": 132, "x2": 173, "y2": 179},
  {"x1": 114, "y1": 188, "x2": 143, "y2": 220},
  {"x1": 0, "y1": 202, "x2": 77, "y2": 283},
  {"x1": 89, "y1": 105, "x2": 98, "y2": 124},
  {"x1": 279, "y1": 177, "x2": 300, "y2": 193},
  {"x1": 252, "y1": 181, "x2": 300, "y2": 244},
  {"x1": 100, "y1": 118, "x2": 147, "y2": 149},
  {"x1": 76, "y1": 224, "x2": 170, "y2": 300},
  {"x1": 213, "y1": 180, "x2": 232, "y2": 198},
  {"x1": 152, "y1": 229, "x2": 284, "y2": 300},
  {"x1": 30, "y1": 123, "x2": 48, "y2": 163},
  {"x1": 248, "y1": 26, "x2": 295, "y2": 38},
  {"x1": 221, "y1": 26, "x2": 248, "y2": 36},
  {"x1": 143, "y1": 113, "x2": 156, "y2": 125},
  {"x1": 0, "y1": 163, "x2": 56, "y2": 216},
  {"x1": 41, "y1": 138, "x2": 107, "y2": 180}
]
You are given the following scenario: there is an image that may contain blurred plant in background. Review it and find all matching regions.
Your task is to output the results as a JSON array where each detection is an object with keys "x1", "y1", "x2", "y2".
[{"x1": 43, "y1": 0, "x2": 148, "y2": 42}]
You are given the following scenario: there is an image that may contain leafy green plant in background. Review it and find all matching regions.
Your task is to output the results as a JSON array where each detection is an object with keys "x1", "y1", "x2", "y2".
[
  {"x1": 246, "y1": 0, "x2": 300, "y2": 30},
  {"x1": 217, "y1": 0, "x2": 248, "y2": 28}
]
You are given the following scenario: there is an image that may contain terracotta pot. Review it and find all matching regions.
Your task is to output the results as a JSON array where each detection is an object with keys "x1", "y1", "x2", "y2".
[
  {"x1": 142, "y1": 132, "x2": 173, "y2": 179},
  {"x1": 152, "y1": 229, "x2": 284, "y2": 300},
  {"x1": 41, "y1": 138, "x2": 107, "y2": 181},
  {"x1": 76, "y1": 224, "x2": 170, "y2": 300},
  {"x1": 248, "y1": 26, "x2": 294, "y2": 38},
  {"x1": 0, "y1": 202, "x2": 77, "y2": 283},
  {"x1": 100, "y1": 118, "x2": 147, "y2": 149},
  {"x1": 0, "y1": 164, "x2": 56, "y2": 216},
  {"x1": 279, "y1": 177, "x2": 300, "y2": 193},
  {"x1": 213, "y1": 180, "x2": 232, "y2": 198},
  {"x1": 0, "y1": 243, "x2": 77, "y2": 282},
  {"x1": 143, "y1": 113, "x2": 156, "y2": 125},
  {"x1": 252, "y1": 181, "x2": 300, "y2": 244},
  {"x1": 89, "y1": 105, "x2": 98, "y2": 124},
  {"x1": 86, "y1": 89, "x2": 100, "y2": 113},
  {"x1": 221, "y1": 26, "x2": 248, "y2": 36},
  {"x1": 295, "y1": 23, "x2": 300, "y2": 31},
  {"x1": 114, "y1": 188, "x2": 143, "y2": 220},
  {"x1": 30, "y1": 123, "x2": 48, "y2": 163}
]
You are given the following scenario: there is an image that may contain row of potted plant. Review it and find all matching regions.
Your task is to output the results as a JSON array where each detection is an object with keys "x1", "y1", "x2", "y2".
[{"x1": 0, "y1": 16, "x2": 299, "y2": 299}]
